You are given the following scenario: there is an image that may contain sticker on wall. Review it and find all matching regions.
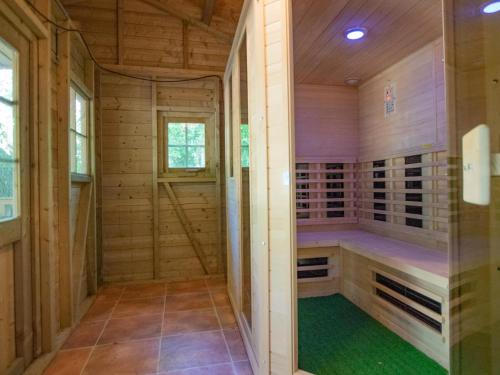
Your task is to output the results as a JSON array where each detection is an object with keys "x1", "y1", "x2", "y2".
[{"x1": 384, "y1": 82, "x2": 397, "y2": 117}]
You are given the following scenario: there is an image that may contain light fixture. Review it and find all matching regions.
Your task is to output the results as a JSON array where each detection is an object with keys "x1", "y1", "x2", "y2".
[
  {"x1": 345, "y1": 78, "x2": 361, "y2": 86},
  {"x1": 482, "y1": 0, "x2": 500, "y2": 13},
  {"x1": 344, "y1": 27, "x2": 367, "y2": 41}
]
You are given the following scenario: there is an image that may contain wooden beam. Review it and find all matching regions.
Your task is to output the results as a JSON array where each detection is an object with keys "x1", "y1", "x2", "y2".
[
  {"x1": 202, "y1": 0, "x2": 215, "y2": 25},
  {"x1": 60, "y1": 0, "x2": 88, "y2": 5},
  {"x1": 33, "y1": 0, "x2": 57, "y2": 354},
  {"x1": 116, "y1": 0, "x2": 124, "y2": 65},
  {"x1": 152, "y1": 81, "x2": 160, "y2": 279},
  {"x1": 56, "y1": 18, "x2": 73, "y2": 329},
  {"x1": 162, "y1": 182, "x2": 209, "y2": 275},
  {"x1": 140, "y1": 0, "x2": 232, "y2": 43},
  {"x1": 3, "y1": 0, "x2": 49, "y2": 39}
]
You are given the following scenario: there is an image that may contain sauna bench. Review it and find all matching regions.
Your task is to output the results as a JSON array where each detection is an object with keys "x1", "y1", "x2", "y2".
[{"x1": 297, "y1": 230, "x2": 449, "y2": 289}]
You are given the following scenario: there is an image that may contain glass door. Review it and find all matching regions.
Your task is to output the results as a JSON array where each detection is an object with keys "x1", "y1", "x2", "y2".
[{"x1": 446, "y1": 0, "x2": 500, "y2": 373}]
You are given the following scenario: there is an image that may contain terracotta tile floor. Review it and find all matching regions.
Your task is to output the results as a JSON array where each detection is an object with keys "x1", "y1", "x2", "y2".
[{"x1": 44, "y1": 278, "x2": 253, "y2": 375}]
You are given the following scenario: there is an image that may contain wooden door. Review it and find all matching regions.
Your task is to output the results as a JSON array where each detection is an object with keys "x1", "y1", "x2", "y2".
[
  {"x1": 0, "y1": 14, "x2": 32, "y2": 375},
  {"x1": 445, "y1": 0, "x2": 500, "y2": 373}
]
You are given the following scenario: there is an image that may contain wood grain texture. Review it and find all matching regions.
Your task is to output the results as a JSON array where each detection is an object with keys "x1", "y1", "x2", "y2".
[
  {"x1": 358, "y1": 39, "x2": 446, "y2": 160},
  {"x1": 292, "y1": 0, "x2": 443, "y2": 85},
  {"x1": 294, "y1": 84, "x2": 358, "y2": 159}
]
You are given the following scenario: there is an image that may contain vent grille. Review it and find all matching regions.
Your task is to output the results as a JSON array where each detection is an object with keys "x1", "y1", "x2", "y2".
[
  {"x1": 297, "y1": 257, "x2": 330, "y2": 280},
  {"x1": 374, "y1": 273, "x2": 442, "y2": 333}
]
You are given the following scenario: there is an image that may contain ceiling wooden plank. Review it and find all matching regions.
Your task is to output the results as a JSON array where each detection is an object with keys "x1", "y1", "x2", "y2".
[
  {"x1": 202, "y1": 0, "x2": 215, "y2": 25},
  {"x1": 140, "y1": 0, "x2": 232, "y2": 43},
  {"x1": 293, "y1": 0, "x2": 443, "y2": 85}
]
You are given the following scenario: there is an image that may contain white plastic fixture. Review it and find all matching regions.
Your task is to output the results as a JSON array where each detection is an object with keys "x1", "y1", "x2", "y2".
[
  {"x1": 462, "y1": 124, "x2": 490, "y2": 205},
  {"x1": 344, "y1": 28, "x2": 367, "y2": 40},
  {"x1": 482, "y1": 1, "x2": 500, "y2": 13}
]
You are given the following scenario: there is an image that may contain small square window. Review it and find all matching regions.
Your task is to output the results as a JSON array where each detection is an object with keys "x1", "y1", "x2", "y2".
[{"x1": 167, "y1": 122, "x2": 206, "y2": 169}]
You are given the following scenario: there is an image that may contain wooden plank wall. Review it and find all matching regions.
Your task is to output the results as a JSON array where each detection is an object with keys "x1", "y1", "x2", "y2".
[
  {"x1": 358, "y1": 39, "x2": 446, "y2": 160},
  {"x1": 294, "y1": 84, "x2": 358, "y2": 159},
  {"x1": 100, "y1": 75, "x2": 225, "y2": 282},
  {"x1": 63, "y1": 0, "x2": 241, "y2": 71},
  {"x1": 101, "y1": 74, "x2": 154, "y2": 281},
  {"x1": 0, "y1": 244, "x2": 16, "y2": 374}
]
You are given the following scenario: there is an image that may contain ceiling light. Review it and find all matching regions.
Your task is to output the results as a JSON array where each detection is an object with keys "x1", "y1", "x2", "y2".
[
  {"x1": 344, "y1": 27, "x2": 367, "y2": 41},
  {"x1": 345, "y1": 78, "x2": 361, "y2": 86},
  {"x1": 482, "y1": 1, "x2": 500, "y2": 13}
]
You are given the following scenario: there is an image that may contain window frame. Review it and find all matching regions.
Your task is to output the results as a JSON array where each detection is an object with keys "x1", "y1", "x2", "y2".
[
  {"x1": 69, "y1": 83, "x2": 90, "y2": 177},
  {"x1": 0, "y1": 37, "x2": 20, "y2": 223},
  {"x1": 158, "y1": 112, "x2": 216, "y2": 179}
]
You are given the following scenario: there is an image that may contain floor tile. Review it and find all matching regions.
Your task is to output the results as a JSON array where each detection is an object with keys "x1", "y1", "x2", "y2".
[
  {"x1": 160, "y1": 362, "x2": 235, "y2": 374},
  {"x1": 216, "y1": 306, "x2": 237, "y2": 329},
  {"x1": 83, "y1": 338, "x2": 159, "y2": 375},
  {"x1": 43, "y1": 348, "x2": 92, "y2": 375},
  {"x1": 113, "y1": 297, "x2": 164, "y2": 318},
  {"x1": 159, "y1": 331, "x2": 231, "y2": 372},
  {"x1": 164, "y1": 292, "x2": 212, "y2": 312},
  {"x1": 98, "y1": 314, "x2": 162, "y2": 345},
  {"x1": 223, "y1": 329, "x2": 248, "y2": 362},
  {"x1": 82, "y1": 300, "x2": 116, "y2": 322},
  {"x1": 211, "y1": 291, "x2": 231, "y2": 307},
  {"x1": 205, "y1": 277, "x2": 227, "y2": 291},
  {"x1": 163, "y1": 309, "x2": 219, "y2": 336},
  {"x1": 96, "y1": 285, "x2": 124, "y2": 302},
  {"x1": 62, "y1": 320, "x2": 106, "y2": 349},
  {"x1": 122, "y1": 282, "x2": 166, "y2": 300},
  {"x1": 233, "y1": 360, "x2": 253, "y2": 375},
  {"x1": 166, "y1": 280, "x2": 207, "y2": 295}
]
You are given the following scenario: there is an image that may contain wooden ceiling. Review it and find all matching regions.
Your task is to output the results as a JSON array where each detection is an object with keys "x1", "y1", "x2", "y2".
[{"x1": 293, "y1": 0, "x2": 443, "y2": 86}]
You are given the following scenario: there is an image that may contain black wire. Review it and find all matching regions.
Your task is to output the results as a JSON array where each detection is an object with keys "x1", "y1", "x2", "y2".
[{"x1": 25, "y1": 1, "x2": 223, "y2": 84}]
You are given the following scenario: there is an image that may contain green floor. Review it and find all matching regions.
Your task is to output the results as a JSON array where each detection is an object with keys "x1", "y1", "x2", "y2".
[{"x1": 298, "y1": 294, "x2": 448, "y2": 375}]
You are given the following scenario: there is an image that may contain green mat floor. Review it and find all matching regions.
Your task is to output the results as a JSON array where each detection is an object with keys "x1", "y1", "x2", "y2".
[{"x1": 298, "y1": 294, "x2": 448, "y2": 375}]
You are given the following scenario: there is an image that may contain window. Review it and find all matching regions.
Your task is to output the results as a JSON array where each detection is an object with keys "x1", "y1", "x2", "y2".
[
  {"x1": 167, "y1": 122, "x2": 206, "y2": 169},
  {"x1": 240, "y1": 124, "x2": 249, "y2": 168},
  {"x1": 0, "y1": 39, "x2": 19, "y2": 222},
  {"x1": 70, "y1": 86, "x2": 89, "y2": 174}
]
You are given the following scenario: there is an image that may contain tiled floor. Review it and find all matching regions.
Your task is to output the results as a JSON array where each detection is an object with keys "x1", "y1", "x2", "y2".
[{"x1": 44, "y1": 278, "x2": 253, "y2": 375}]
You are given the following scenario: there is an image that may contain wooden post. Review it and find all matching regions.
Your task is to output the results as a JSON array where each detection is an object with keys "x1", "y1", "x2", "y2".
[
  {"x1": 34, "y1": 0, "x2": 57, "y2": 353},
  {"x1": 116, "y1": 0, "x2": 124, "y2": 65},
  {"x1": 56, "y1": 18, "x2": 73, "y2": 329},
  {"x1": 152, "y1": 80, "x2": 160, "y2": 279}
]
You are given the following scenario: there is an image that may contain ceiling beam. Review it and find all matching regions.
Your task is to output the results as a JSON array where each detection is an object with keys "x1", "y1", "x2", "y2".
[
  {"x1": 202, "y1": 0, "x2": 215, "y2": 25},
  {"x1": 140, "y1": 0, "x2": 232, "y2": 43}
]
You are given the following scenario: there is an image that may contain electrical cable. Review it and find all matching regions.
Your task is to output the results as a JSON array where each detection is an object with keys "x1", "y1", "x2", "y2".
[{"x1": 25, "y1": 0, "x2": 223, "y2": 84}]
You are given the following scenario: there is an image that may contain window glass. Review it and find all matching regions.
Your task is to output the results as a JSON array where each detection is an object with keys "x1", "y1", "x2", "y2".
[
  {"x1": 70, "y1": 87, "x2": 89, "y2": 174},
  {"x1": 240, "y1": 124, "x2": 249, "y2": 168},
  {"x1": 167, "y1": 122, "x2": 206, "y2": 168},
  {"x1": 0, "y1": 39, "x2": 19, "y2": 222}
]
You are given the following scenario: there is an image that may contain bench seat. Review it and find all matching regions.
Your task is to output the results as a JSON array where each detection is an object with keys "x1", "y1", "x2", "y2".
[{"x1": 297, "y1": 230, "x2": 448, "y2": 289}]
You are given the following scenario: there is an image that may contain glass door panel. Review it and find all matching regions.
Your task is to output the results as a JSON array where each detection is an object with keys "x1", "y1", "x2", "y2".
[{"x1": 446, "y1": 0, "x2": 500, "y2": 373}]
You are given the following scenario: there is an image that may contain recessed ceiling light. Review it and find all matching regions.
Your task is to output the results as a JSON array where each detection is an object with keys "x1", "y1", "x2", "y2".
[
  {"x1": 345, "y1": 78, "x2": 361, "y2": 86},
  {"x1": 344, "y1": 27, "x2": 367, "y2": 41},
  {"x1": 482, "y1": 0, "x2": 500, "y2": 13}
]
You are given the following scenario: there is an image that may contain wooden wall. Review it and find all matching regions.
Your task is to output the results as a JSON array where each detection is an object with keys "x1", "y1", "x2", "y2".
[
  {"x1": 63, "y1": 0, "x2": 240, "y2": 71},
  {"x1": 294, "y1": 84, "x2": 358, "y2": 159},
  {"x1": 358, "y1": 39, "x2": 446, "y2": 161},
  {"x1": 62, "y1": 0, "x2": 240, "y2": 283},
  {"x1": 100, "y1": 75, "x2": 224, "y2": 282}
]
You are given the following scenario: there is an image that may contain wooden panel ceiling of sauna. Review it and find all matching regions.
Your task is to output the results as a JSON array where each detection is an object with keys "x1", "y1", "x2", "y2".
[{"x1": 293, "y1": 0, "x2": 443, "y2": 86}]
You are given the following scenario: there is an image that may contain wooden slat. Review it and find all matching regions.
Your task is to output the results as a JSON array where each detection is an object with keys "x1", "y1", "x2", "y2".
[{"x1": 162, "y1": 182, "x2": 209, "y2": 274}]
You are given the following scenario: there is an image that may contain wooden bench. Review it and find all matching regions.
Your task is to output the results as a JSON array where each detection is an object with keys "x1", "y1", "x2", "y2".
[{"x1": 297, "y1": 230, "x2": 450, "y2": 369}]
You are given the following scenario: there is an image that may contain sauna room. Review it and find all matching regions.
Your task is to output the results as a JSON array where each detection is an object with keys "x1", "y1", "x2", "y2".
[{"x1": 292, "y1": 0, "x2": 451, "y2": 374}]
